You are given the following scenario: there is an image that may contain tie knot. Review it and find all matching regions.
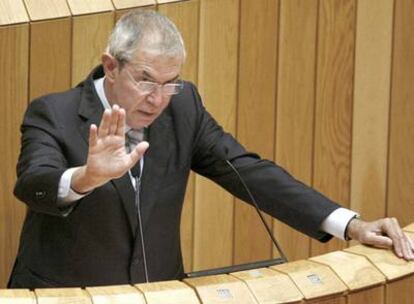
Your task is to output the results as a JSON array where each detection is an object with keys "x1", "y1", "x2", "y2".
[{"x1": 126, "y1": 128, "x2": 144, "y2": 146}]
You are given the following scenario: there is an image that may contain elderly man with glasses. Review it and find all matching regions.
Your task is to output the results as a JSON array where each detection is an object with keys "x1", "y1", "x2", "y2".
[{"x1": 9, "y1": 10, "x2": 414, "y2": 289}]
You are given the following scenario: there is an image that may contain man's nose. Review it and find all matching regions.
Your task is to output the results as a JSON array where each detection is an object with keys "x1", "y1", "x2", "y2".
[{"x1": 147, "y1": 87, "x2": 163, "y2": 106}]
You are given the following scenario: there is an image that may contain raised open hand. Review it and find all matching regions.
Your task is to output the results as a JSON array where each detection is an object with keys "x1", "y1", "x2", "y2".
[{"x1": 71, "y1": 105, "x2": 149, "y2": 193}]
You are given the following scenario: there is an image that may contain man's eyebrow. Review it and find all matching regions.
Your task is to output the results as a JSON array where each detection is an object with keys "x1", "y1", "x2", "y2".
[{"x1": 143, "y1": 70, "x2": 180, "y2": 84}]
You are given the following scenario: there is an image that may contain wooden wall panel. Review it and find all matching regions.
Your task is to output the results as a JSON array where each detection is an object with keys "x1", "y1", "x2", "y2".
[
  {"x1": 350, "y1": 0, "x2": 393, "y2": 222},
  {"x1": 158, "y1": 0, "x2": 200, "y2": 273},
  {"x1": 193, "y1": 0, "x2": 239, "y2": 271},
  {"x1": 29, "y1": 19, "x2": 72, "y2": 100},
  {"x1": 71, "y1": 12, "x2": 115, "y2": 86},
  {"x1": 234, "y1": 0, "x2": 278, "y2": 264},
  {"x1": 273, "y1": 0, "x2": 318, "y2": 261},
  {"x1": 388, "y1": 0, "x2": 414, "y2": 226},
  {"x1": 0, "y1": 24, "x2": 29, "y2": 288},
  {"x1": 311, "y1": 0, "x2": 356, "y2": 256}
]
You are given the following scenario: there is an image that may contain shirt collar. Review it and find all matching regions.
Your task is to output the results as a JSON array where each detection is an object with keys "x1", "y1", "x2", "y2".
[{"x1": 93, "y1": 76, "x2": 132, "y2": 133}]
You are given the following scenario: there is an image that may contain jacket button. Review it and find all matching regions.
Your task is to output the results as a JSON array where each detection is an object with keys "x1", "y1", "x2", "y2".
[{"x1": 35, "y1": 191, "x2": 46, "y2": 199}]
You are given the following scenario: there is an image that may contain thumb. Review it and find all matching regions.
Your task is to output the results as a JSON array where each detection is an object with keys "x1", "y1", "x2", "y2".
[{"x1": 136, "y1": 141, "x2": 149, "y2": 156}]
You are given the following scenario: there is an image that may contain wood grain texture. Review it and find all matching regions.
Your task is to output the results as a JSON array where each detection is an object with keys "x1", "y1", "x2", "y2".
[
  {"x1": 0, "y1": 0, "x2": 29, "y2": 25},
  {"x1": 193, "y1": 0, "x2": 239, "y2": 271},
  {"x1": 385, "y1": 276, "x2": 414, "y2": 304},
  {"x1": 310, "y1": 250, "x2": 385, "y2": 291},
  {"x1": 115, "y1": 5, "x2": 156, "y2": 22},
  {"x1": 387, "y1": 0, "x2": 414, "y2": 226},
  {"x1": 157, "y1": 0, "x2": 182, "y2": 4},
  {"x1": 233, "y1": 0, "x2": 278, "y2": 265},
  {"x1": 231, "y1": 268, "x2": 303, "y2": 303},
  {"x1": 67, "y1": 0, "x2": 114, "y2": 15},
  {"x1": 35, "y1": 288, "x2": 92, "y2": 304},
  {"x1": 345, "y1": 245, "x2": 414, "y2": 281},
  {"x1": 158, "y1": 0, "x2": 199, "y2": 273},
  {"x1": 29, "y1": 18, "x2": 71, "y2": 100},
  {"x1": 311, "y1": 0, "x2": 356, "y2": 256},
  {"x1": 0, "y1": 24, "x2": 29, "y2": 288},
  {"x1": 86, "y1": 285, "x2": 145, "y2": 304},
  {"x1": 350, "y1": 0, "x2": 393, "y2": 222},
  {"x1": 71, "y1": 12, "x2": 114, "y2": 86},
  {"x1": 274, "y1": 0, "x2": 318, "y2": 262},
  {"x1": 23, "y1": 0, "x2": 70, "y2": 21},
  {"x1": 184, "y1": 274, "x2": 257, "y2": 304},
  {"x1": 112, "y1": 0, "x2": 156, "y2": 9},
  {"x1": 347, "y1": 286, "x2": 384, "y2": 304},
  {"x1": 136, "y1": 280, "x2": 200, "y2": 304},
  {"x1": 272, "y1": 260, "x2": 347, "y2": 301},
  {"x1": 0, "y1": 289, "x2": 36, "y2": 304}
]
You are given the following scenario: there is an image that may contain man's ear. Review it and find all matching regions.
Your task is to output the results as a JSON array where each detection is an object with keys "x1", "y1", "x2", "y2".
[{"x1": 102, "y1": 53, "x2": 118, "y2": 83}]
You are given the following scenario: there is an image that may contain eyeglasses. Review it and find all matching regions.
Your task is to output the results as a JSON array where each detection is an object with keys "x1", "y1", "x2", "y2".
[{"x1": 124, "y1": 68, "x2": 183, "y2": 96}]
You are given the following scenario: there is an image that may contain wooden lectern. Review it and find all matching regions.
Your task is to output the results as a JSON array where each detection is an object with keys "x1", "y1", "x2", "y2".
[{"x1": 1, "y1": 224, "x2": 414, "y2": 304}]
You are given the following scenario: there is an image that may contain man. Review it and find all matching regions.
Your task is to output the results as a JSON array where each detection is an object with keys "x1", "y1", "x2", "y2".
[{"x1": 9, "y1": 10, "x2": 414, "y2": 289}]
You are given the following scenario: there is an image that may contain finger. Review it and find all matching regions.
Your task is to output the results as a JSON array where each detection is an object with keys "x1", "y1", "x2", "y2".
[
  {"x1": 98, "y1": 109, "x2": 111, "y2": 137},
  {"x1": 128, "y1": 141, "x2": 150, "y2": 167},
  {"x1": 115, "y1": 107, "x2": 126, "y2": 137},
  {"x1": 108, "y1": 105, "x2": 120, "y2": 135},
  {"x1": 365, "y1": 234, "x2": 393, "y2": 249},
  {"x1": 386, "y1": 217, "x2": 410, "y2": 259},
  {"x1": 89, "y1": 124, "x2": 98, "y2": 147}
]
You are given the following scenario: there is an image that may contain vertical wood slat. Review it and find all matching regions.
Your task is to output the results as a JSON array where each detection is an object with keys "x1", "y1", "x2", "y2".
[
  {"x1": 234, "y1": 0, "x2": 278, "y2": 265},
  {"x1": 274, "y1": 0, "x2": 318, "y2": 261},
  {"x1": 388, "y1": 0, "x2": 414, "y2": 226},
  {"x1": 71, "y1": 12, "x2": 115, "y2": 86},
  {"x1": 350, "y1": 0, "x2": 393, "y2": 222},
  {"x1": 158, "y1": 0, "x2": 200, "y2": 273},
  {"x1": 29, "y1": 18, "x2": 72, "y2": 100},
  {"x1": 0, "y1": 24, "x2": 29, "y2": 288},
  {"x1": 311, "y1": 0, "x2": 356, "y2": 256},
  {"x1": 193, "y1": 0, "x2": 239, "y2": 271}
]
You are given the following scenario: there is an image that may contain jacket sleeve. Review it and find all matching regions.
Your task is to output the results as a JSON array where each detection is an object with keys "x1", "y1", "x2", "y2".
[
  {"x1": 14, "y1": 97, "x2": 71, "y2": 216},
  {"x1": 189, "y1": 85, "x2": 340, "y2": 242}
]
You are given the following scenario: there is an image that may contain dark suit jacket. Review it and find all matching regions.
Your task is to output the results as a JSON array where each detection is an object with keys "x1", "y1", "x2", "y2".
[{"x1": 9, "y1": 66, "x2": 340, "y2": 288}]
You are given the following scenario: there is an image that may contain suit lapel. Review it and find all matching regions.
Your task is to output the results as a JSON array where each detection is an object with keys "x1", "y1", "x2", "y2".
[{"x1": 77, "y1": 66, "x2": 139, "y2": 236}]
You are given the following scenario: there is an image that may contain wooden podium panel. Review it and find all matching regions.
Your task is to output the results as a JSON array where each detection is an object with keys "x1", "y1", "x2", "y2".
[
  {"x1": 184, "y1": 274, "x2": 257, "y2": 304},
  {"x1": 86, "y1": 284, "x2": 145, "y2": 304},
  {"x1": 0, "y1": 289, "x2": 36, "y2": 304},
  {"x1": 404, "y1": 223, "x2": 414, "y2": 233},
  {"x1": 231, "y1": 268, "x2": 303, "y2": 304},
  {"x1": 311, "y1": 250, "x2": 385, "y2": 304},
  {"x1": 272, "y1": 260, "x2": 347, "y2": 303},
  {"x1": 136, "y1": 280, "x2": 200, "y2": 304},
  {"x1": 345, "y1": 245, "x2": 414, "y2": 304},
  {"x1": 35, "y1": 288, "x2": 92, "y2": 304}
]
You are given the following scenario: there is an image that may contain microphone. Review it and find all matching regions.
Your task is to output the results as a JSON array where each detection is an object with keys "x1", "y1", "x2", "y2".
[
  {"x1": 186, "y1": 141, "x2": 287, "y2": 278},
  {"x1": 131, "y1": 157, "x2": 149, "y2": 282}
]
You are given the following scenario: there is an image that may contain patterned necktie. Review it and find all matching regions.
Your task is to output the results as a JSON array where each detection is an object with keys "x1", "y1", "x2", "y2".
[{"x1": 126, "y1": 128, "x2": 144, "y2": 177}]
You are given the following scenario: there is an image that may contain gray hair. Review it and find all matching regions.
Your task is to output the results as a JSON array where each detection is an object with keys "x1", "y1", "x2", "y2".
[{"x1": 106, "y1": 10, "x2": 186, "y2": 65}]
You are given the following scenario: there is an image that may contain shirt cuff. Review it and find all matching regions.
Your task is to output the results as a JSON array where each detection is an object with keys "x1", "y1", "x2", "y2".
[
  {"x1": 57, "y1": 167, "x2": 89, "y2": 206},
  {"x1": 320, "y1": 208, "x2": 359, "y2": 240}
]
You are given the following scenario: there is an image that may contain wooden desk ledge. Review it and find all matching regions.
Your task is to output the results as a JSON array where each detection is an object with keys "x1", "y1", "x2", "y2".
[
  {"x1": 35, "y1": 287, "x2": 91, "y2": 304},
  {"x1": 231, "y1": 267, "x2": 303, "y2": 304},
  {"x1": 86, "y1": 284, "x2": 145, "y2": 304},
  {"x1": 136, "y1": 280, "x2": 200, "y2": 304},
  {"x1": 184, "y1": 274, "x2": 258, "y2": 304},
  {"x1": 345, "y1": 244, "x2": 414, "y2": 281},
  {"x1": 272, "y1": 260, "x2": 348, "y2": 301},
  {"x1": 0, "y1": 289, "x2": 36, "y2": 304}
]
